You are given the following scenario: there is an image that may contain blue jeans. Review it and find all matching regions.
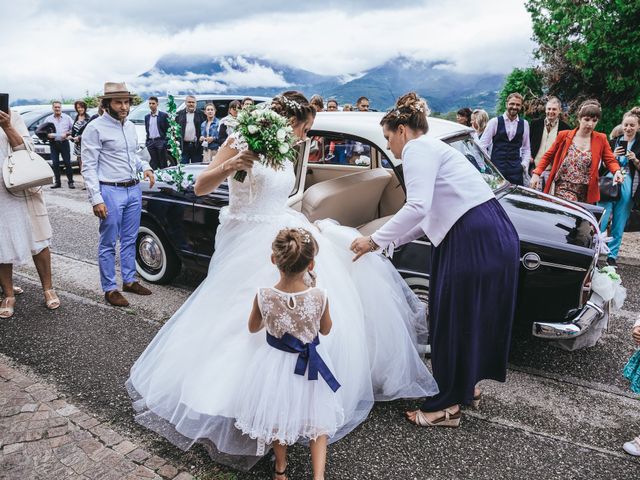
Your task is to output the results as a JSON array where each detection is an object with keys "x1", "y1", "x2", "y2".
[
  {"x1": 98, "y1": 184, "x2": 142, "y2": 292},
  {"x1": 598, "y1": 173, "x2": 633, "y2": 259}
]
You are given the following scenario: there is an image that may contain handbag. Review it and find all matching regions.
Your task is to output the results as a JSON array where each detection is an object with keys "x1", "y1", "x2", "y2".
[
  {"x1": 3, "y1": 141, "x2": 54, "y2": 192},
  {"x1": 598, "y1": 175, "x2": 619, "y2": 202}
]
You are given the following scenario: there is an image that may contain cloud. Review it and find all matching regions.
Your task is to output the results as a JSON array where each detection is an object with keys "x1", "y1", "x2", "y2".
[
  {"x1": 1, "y1": 0, "x2": 535, "y2": 100},
  {"x1": 131, "y1": 58, "x2": 292, "y2": 94}
]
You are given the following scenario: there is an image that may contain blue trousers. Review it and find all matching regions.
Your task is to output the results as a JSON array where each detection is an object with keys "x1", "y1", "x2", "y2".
[
  {"x1": 598, "y1": 174, "x2": 633, "y2": 259},
  {"x1": 98, "y1": 185, "x2": 142, "y2": 292}
]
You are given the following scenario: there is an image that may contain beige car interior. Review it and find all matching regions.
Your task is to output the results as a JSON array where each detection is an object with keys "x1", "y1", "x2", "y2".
[{"x1": 301, "y1": 168, "x2": 404, "y2": 235}]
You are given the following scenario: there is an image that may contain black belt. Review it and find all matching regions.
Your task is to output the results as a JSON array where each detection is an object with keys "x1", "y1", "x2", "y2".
[
  {"x1": 100, "y1": 179, "x2": 140, "y2": 187},
  {"x1": 149, "y1": 137, "x2": 162, "y2": 140}
]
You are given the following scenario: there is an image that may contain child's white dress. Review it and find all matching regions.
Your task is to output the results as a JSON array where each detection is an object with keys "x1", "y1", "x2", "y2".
[{"x1": 234, "y1": 287, "x2": 345, "y2": 451}]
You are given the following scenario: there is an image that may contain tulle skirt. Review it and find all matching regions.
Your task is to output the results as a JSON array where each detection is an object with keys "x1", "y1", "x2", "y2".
[
  {"x1": 127, "y1": 208, "x2": 437, "y2": 469},
  {"x1": 234, "y1": 341, "x2": 345, "y2": 450}
]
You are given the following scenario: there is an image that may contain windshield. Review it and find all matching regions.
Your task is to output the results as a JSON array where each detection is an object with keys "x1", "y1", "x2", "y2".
[
  {"x1": 128, "y1": 99, "x2": 172, "y2": 124},
  {"x1": 21, "y1": 110, "x2": 49, "y2": 126},
  {"x1": 448, "y1": 136, "x2": 508, "y2": 192}
]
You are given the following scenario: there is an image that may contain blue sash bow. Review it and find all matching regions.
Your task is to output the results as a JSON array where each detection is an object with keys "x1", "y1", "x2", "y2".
[{"x1": 266, "y1": 332, "x2": 341, "y2": 392}]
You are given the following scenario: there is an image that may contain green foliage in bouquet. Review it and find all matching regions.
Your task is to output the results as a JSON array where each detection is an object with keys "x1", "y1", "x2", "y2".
[{"x1": 232, "y1": 106, "x2": 298, "y2": 182}]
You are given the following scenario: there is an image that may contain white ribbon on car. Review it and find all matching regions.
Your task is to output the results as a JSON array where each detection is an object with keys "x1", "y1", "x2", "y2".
[{"x1": 594, "y1": 231, "x2": 612, "y2": 255}]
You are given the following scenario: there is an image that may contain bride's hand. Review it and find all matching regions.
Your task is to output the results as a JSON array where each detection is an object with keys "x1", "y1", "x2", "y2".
[{"x1": 227, "y1": 150, "x2": 260, "y2": 172}]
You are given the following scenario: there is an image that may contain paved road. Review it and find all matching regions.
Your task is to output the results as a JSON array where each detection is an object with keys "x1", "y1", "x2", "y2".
[{"x1": 2, "y1": 183, "x2": 640, "y2": 479}]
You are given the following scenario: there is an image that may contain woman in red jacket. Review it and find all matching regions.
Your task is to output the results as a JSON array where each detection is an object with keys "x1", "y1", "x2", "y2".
[{"x1": 530, "y1": 100, "x2": 623, "y2": 203}]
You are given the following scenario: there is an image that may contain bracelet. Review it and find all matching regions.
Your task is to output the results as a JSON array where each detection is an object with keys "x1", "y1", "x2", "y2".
[{"x1": 368, "y1": 237, "x2": 379, "y2": 252}]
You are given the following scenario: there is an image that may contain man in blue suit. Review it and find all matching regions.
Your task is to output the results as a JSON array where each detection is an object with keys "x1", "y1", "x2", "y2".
[{"x1": 144, "y1": 96, "x2": 170, "y2": 169}]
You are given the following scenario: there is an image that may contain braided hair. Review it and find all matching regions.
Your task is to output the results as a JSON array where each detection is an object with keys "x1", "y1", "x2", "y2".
[{"x1": 271, "y1": 91, "x2": 317, "y2": 125}]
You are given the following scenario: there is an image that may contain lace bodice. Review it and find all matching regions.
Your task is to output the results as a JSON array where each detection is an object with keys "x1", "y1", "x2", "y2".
[
  {"x1": 258, "y1": 287, "x2": 327, "y2": 344},
  {"x1": 225, "y1": 161, "x2": 296, "y2": 219}
]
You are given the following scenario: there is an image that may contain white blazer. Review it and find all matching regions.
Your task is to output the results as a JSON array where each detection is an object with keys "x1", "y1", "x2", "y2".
[{"x1": 371, "y1": 135, "x2": 494, "y2": 249}]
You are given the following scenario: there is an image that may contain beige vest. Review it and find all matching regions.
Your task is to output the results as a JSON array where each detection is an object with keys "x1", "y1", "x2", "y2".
[{"x1": 534, "y1": 121, "x2": 559, "y2": 170}]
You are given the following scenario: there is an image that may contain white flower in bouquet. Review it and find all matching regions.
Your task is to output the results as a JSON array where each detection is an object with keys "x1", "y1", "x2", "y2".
[{"x1": 230, "y1": 104, "x2": 299, "y2": 182}]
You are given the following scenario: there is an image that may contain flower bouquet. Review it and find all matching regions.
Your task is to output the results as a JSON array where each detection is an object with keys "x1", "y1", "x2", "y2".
[{"x1": 231, "y1": 105, "x2": 298, "y2": 182}]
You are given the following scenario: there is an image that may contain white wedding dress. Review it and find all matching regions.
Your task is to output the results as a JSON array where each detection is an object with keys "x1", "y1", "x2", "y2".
[{"x1": 127, "y1": 160, "x2": 438, "y2": 469}]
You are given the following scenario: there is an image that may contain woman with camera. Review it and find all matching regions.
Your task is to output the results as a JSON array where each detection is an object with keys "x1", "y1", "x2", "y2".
[{"x1": 598, "y1": 108, "x2": 640, "y2": 266}]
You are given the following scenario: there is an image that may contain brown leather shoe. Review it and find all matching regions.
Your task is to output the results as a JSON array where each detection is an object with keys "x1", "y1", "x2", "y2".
[
  {"x1": 105, "y1": 290, "x2": 130, "y2": 307},
  {"x1": 123, "y1": 281, "x2": 152, "y2": 296}
]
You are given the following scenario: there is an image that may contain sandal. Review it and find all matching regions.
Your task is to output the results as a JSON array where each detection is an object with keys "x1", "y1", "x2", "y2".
[
  {"x1": 407, "y1": 407, "x2": 462, "y2": 428},
  {"x1": 0, "y1": 296, "x2": 16, "y2": 319},
  {"x1": 623, "y1": 437, "x2": 640, "y2": 456},
  {"x1": 13, "y1": 286, "x2": 24, "y2": 295},
  {"x1": 44, "y1": 290, "x2": 60, "y2": 310},
  {"x1": 273, "y1": 462, "x2": 288, "y2": 480}
]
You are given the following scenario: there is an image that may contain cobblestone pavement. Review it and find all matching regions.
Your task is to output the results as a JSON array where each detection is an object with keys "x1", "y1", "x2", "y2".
[{"x1": 0, "y1": 357, "x2": 194, "y2": 480}]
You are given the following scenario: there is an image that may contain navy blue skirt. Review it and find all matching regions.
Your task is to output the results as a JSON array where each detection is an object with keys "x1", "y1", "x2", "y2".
[{"x1": 421, "y1": 198, "x2": 520, "y2": 411}]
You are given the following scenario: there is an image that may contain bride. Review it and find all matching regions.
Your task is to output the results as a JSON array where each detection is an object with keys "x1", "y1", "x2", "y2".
[{"x1": 127, "y1": 91, "x2": 438, "y2": 469}]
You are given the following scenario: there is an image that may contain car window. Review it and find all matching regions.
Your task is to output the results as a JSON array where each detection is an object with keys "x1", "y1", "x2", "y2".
[
  {"x1": 307, "y1": 133, "x2": 376, "y2": 167},
  {"x1": 448, "y1": 136, "x2": 508, "y2": 191},
  {"x1": 128, "y1": 99, "x2": 172, "y2": 124}
]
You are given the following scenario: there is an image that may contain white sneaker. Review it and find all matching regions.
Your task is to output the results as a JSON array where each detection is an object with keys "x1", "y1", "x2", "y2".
[{"x1": 623, "y1": 437, "x2": 640, "y2": 456}]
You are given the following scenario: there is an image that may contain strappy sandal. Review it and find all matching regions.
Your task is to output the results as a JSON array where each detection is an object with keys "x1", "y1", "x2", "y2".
[
  {"x1": 273, "y1": 462, "x2": 289, "y2": 480},
  {"x1": 44, "y1": 290, "x2": 60, "y2": 310},
  {"x1": 13, "y1": 286, "x2": 24, "y2": 295},
  {"x1": 0, "y1": 296, "x2": 16, "y2": 319},
  {"x1": 408, "y1": 407, "x2": 462, "y2": 428}
]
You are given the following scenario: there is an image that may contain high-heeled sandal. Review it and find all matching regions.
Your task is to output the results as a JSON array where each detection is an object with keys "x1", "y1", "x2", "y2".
[
  {"x1": 0, "y1": 296, "x2": 16, "y2": 319},
  {"x1": 44, "y1": 290, "x2": 60, "y2": 310},
  {"x1": 408, "y1": 407, "x2": 462, "y2": 428}
]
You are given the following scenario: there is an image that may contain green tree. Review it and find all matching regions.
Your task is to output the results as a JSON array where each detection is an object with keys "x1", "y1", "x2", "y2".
[
  {"x1": 526, "y1": 0, "x2": 640, "y2": 132},
  {"x1": 496, "y1": 67, "x2": 544, "y2": 120}
]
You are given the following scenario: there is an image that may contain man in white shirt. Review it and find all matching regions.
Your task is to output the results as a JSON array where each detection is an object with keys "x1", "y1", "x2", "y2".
[
  {"x1": 176, "y1": 95, "x2": 206, "y2": 164},
  {"x1": 82, "y1": 82, "x2": 155, "y2": 307},
  {"x1": 479, "y1": 92, "x2": 531, "y2": 185},
  {"x1": 45, "y1": 101, "x2": 75, "y2": 189}
]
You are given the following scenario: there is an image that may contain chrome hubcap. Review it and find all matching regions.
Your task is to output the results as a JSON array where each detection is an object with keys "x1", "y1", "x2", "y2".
[{"x1": 139, "y1": 235, "x2": 163, "y2": 270}]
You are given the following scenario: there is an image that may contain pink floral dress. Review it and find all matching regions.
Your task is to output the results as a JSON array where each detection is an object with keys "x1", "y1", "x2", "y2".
[{"x1": 554, "y1": 143, "x2": 592, "y2": 202}]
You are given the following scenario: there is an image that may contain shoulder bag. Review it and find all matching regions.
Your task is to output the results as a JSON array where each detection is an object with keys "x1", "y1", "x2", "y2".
[{"x1": 3, "y1": 141, "x2": 54, "y2": 192}]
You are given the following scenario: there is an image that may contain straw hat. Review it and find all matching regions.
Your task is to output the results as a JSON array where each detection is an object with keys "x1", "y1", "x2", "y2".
[{"x1": 98, "y1": 82, "x2": 134, "y2": 100}]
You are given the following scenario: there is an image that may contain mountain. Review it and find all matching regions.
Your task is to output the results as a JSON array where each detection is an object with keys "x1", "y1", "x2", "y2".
[{"x1": 134, "y1": 54, "x2": 504, "y2": 113}]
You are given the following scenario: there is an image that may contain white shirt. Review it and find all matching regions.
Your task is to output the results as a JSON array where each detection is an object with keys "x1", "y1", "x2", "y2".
[
  {"x1": 81, "y1": 114, "x2": 150, "y2": 206},
  {"x1": 371, "y1": 135, "x2": 495, "y2": 248},
  {"x1": 533, "y1": 120, "x2": 559, "y2": 168},
  {"x1": 148, "y1": 113, "x2": 160, "y2": 139},
  {"x1": 184, "y1": 112, "x2": 196, "y2": 141},
  {"x1": 479, "y1": 113, "x2": 531, "y2": 169},
  {"x1": 44, "y1": 113, "x2": 73, "y2": 140}
]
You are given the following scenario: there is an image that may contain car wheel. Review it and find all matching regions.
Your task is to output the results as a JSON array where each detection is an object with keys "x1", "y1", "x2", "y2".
[
  {"x1": 136, "y1": 219, "x2": 180, "y2": 284},
  {"x1": 406, "y1": 277, "x2": 431, "y2": 355}
]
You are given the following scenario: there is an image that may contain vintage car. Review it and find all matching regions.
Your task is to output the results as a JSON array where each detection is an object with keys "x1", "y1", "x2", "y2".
[{"x1": 135, "y1": 112, "x2": 606, "y2": 342}]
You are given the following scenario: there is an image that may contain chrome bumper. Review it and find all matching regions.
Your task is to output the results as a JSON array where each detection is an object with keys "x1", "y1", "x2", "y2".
[{"x1": 532, "y1": 295, "x2": 605, "y2": 339}]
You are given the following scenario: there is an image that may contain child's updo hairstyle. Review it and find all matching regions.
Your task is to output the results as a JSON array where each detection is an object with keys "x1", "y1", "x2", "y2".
[
  {"x1": 577, "y1": 99, "x2": 602, "y2": 120},
  {"x1": 272, "y1": 228, "x2": 319, "y2": 274},
  {"x1": 380, "y1": 92, "x2": 429, "y2": 134},
  {"x1": 271, "y1": 91, "x2": 317, "y2": 126}
]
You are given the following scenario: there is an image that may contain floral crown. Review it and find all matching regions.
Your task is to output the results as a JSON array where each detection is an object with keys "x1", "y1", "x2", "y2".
[{"x1": 278, "y1": 95, "x2": 302, "y2": 113}]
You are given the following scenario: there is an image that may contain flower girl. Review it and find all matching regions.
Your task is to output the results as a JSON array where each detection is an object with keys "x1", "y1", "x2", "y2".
[{"x1": 234, "y1": 228, "x2": 344, "y2": 480}]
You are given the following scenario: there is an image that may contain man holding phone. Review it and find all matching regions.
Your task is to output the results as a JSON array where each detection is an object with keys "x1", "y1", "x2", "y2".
[{"x1": 45, "y1": 101, "x2": 75, "y2": 189}]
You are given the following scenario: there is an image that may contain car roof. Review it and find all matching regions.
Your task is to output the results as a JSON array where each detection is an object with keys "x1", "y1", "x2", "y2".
[{"x1": 309, "y1": 112, "x2": 474, "y2": 166}]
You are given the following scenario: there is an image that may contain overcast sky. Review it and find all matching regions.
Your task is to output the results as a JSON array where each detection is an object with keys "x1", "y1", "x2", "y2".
[{"x1": 2, "y1": 0, "x2": 535, "y2": 100}]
